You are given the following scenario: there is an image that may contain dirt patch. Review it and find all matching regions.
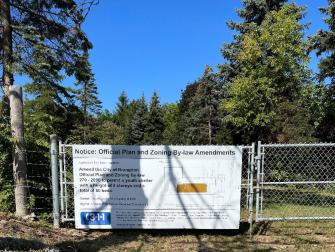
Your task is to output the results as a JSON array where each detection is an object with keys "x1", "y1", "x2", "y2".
[{"x1": 1, "y1": 213, "x2": 335, "y2": 251}]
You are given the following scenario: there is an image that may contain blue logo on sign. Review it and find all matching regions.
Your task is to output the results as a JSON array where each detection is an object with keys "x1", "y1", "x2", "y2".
[{"x1": 80, "y1": 212, "x2": 111, "y2": 225}]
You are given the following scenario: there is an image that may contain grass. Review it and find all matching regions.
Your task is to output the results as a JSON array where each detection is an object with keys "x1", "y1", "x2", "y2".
[
  {"x1": 1, "y1": 211, "x2": 335, "y2": 251},
  {"x1": 261, "y1": 203, "x2": 335, "y2": 219},
  {"x1": 1, "y1": 191, "x2": 335, "y2": 252},
  {"x1": 258, "y1": 185, "x2": 335, "y2": 220}
]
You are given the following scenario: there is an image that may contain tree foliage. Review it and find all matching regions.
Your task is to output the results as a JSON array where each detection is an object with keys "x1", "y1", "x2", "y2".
[
  {"x1": 219, "y1": 0, "x2": 287, "y2": 85},
  {"x1": 222, "y1": 4, "x2": 312, "y2": 143},
  {"x1": 144, "y1": 91, "x2": 165, "y2": 144},
  {"x1": 178, "y1": 66, "x2": 223, "y2": 144},
  {"x1": 313, "y1": 0, "x2": 335, "y2": 141}
]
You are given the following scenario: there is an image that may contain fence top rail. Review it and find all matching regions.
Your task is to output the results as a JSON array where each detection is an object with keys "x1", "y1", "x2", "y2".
[
  {"x1": 260, "y1": 143, "x2": 335, "y2": 148},
  {"x1": 61, "y1": 144, "x2": 254, "y2": 148}
]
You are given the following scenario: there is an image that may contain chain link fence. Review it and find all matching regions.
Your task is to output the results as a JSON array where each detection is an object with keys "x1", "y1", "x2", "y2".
[
  {"x1": 256, "y1": 143, "x2": 335, "y2": 221},
  {"x1": 13, "y1": 139, "x2": 335, "y2": 226}
]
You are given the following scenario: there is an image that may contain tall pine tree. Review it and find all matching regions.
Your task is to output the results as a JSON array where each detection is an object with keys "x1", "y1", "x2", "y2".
[
  {"x1": 179, "y1": 66, "x2": 223, "y2": 144},
  {"x1": 0, "y1": 0, "x2": 97, "y2": 216},
  {"x1": 144, "y1": 91, "x2": 165, "y2": 144},
  {"x1": 128, "y1": 96, "x2": 148, "y2": 144},
  {"x1": 162, "y1": 103, "x2": 180, "y2": 144},
  {"x1": 71, "y1": 49, "x2": 102, "y2": 143},
  {"x1": 114, "y1": 90, "x2": 130, "y2": 129}
]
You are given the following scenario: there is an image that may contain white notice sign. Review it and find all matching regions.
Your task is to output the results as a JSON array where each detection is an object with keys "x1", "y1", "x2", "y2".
[{"x1": 73, "y1": 145, "x2": 242, "y2": 229}]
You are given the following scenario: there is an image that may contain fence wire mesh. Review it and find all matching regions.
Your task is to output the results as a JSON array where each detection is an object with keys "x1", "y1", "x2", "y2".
[
  {"x1": 60, "y1": 144, "x2": 75, "y2": 221},
  {"x1": 257, "y1": 143, "x2": 335, "y2": 221},
  {"x1": 26, "y1": 149, "x2": 53, "y2": 214},
  {"x1": 3, "y1": 150, "x2": 53, "y2": 216}
]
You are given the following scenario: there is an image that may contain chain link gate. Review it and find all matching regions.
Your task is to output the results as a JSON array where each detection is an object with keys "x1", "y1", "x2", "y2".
[
  {"x1": 58, "y1": 143, "x2": 255, "y2": 224},
  {"x1": 59, "y1": 143, "x2": 75, "y2": 222},
  {"x1": 255, "y1": 142, "x2": 335, "y2": 222}
]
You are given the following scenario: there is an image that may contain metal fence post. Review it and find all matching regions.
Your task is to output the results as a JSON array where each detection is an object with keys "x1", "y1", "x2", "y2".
[
  {"x1": 255, "y1": 141, "x2": 262, "y2": 222},
  {"x1": 50, "y1": 134, "x2": 60, "y2": 228},
  {"x1": 248, "y1": 143, "x2": 255, "y2": 236},
  {"x1": 59, "y1": 140, "x2": 64, "y2": 219}
]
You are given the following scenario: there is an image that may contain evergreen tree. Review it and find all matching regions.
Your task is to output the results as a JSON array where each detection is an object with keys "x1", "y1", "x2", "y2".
[
  {"x1": 71, "y1": 50, "x2": 102, "y2": 143},
  {"x1": 313, "y1": 0, "x2": 335, "y2": 141},
  {"x1": 0, "y1": 0, "x2": 97, "y2": 215},
  {"x1": 144, "y1": 91, "x2": 165, "y2": 144},
  {"x1": 114, "y1": 90, "x2": 130, "y2": 129},
  {"x1": 182, "y1": 66, "x2": 223, "y2": 144},
  {"x1": 177, "y1": 66, "x2": 225, "y2": 144},
  {"x1": 1, "y1": 0, "x2": 97, "y2": 113},
  {"x1": 162, "y1": 103, "x2": 180, "y2": 144},
  {"x1": 116, "y1": 91, "x2": 129, "y2": 114},
  {"x1": 176, "y1": 82, "x2": 200, "y2": 144},
  {"x1": 314, "y1": 0, "x2": 335, "y2": 85},
  {"x1": 128, "y1": 96, "x2": 148, "y2": 144}
]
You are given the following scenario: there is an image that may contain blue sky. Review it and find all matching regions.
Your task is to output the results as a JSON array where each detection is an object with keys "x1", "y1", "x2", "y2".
[{"x1": 16, "y1": 0, "x2": 328, "y2": 110}]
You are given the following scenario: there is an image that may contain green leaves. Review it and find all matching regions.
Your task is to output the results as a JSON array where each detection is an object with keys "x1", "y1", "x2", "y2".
[{"x1": 222, "y1": 4, "x2": 313, "y2": 143}]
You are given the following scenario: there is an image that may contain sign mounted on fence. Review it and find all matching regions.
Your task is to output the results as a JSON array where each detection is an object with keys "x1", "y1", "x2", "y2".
[{"x1": 73, "y1": 145, "x2": 242, "y2": 229}]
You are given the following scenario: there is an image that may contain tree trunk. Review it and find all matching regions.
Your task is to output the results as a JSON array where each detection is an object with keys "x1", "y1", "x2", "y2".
[
  {"x1": 10, "y1": 86, "x2": 28, "y2": 216},
  {"x1": 1, "y1": 1, "x2": 28, "y2": 216},
  {"x1": 208, "y1": 108, "x2": 212, "y2": 144},
  {"x1": 83, "y1": 81, "x2": 88, "y2": 143},
  {"x1": 1, "y1": 0, "x2": 13, "y2": 116}
]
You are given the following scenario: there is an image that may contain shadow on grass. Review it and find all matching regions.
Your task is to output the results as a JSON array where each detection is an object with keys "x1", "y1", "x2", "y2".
[
  {"x1": 54, "y1": 222, "x2": 252, "y2": 252},
  {"x1": 0, "y1": 237, "x2": 55, "y2": 251},
  {"x1": 252, "y1": 221, "x2": 273, "y2": 235},
  {"x1": 0, "y1": 222, "x2": 278, "y2": 252}
]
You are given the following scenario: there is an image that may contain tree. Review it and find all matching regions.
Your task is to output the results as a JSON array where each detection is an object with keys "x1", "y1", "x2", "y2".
[
  {"x1": 0, "y1": 113, "x2": 13, "y2": 211},
  {"x1": 178, "y1": 66, "x2": 224, "y2": 144},
  {"x1": 1, "y1": 0, "x2": 97, "y2": 112},
  {"x1": 113, "y1": 90, "x2": 130, "y2": 129},
  {"x1": 162, "y1": 103, "x2": 179, "y2": 144},
  {"x1": 0, "y1": 0, "x2": 97, "y2": 216},
  {"x1": 88, "y1": 110, "x2": 125, "y2": 144},
  {"x1": 175, "y1": 82, "x2": 199, "y2": 144},
  {"x1": 218, "y1": 0, "x2": 287, "y2": 85},
  {"x1": 222, "y1": 4, "x2": 312, "y2": 143},
  {"x1": 71, "y1": 50, "x2": 102, "y2": 143},
  {"x1": 313, "y1": 0, "x2": 335, "y2": 141},
  {"x1": 128, "y1": 96, "x2": 148, "y2": 144},
  {"x1": 144, "y1": 91, "x2": 165, "y2": 144}
]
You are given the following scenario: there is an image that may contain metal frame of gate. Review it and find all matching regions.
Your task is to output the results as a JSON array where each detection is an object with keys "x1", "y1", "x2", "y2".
[
  {"x1": 58, "y1": 143, "x2": 255, "y2": 223},
  {"x1": 255, "y1": 141, "x2": 335, "y2": 222},
  {"x1": 241, "y1": 144, "x2": 256, "y2": 224}
]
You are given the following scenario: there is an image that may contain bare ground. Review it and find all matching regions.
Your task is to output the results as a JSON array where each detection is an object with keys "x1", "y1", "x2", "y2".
[{"x1": 0, "y1": 213, "x2": 335, "y2": 251}]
